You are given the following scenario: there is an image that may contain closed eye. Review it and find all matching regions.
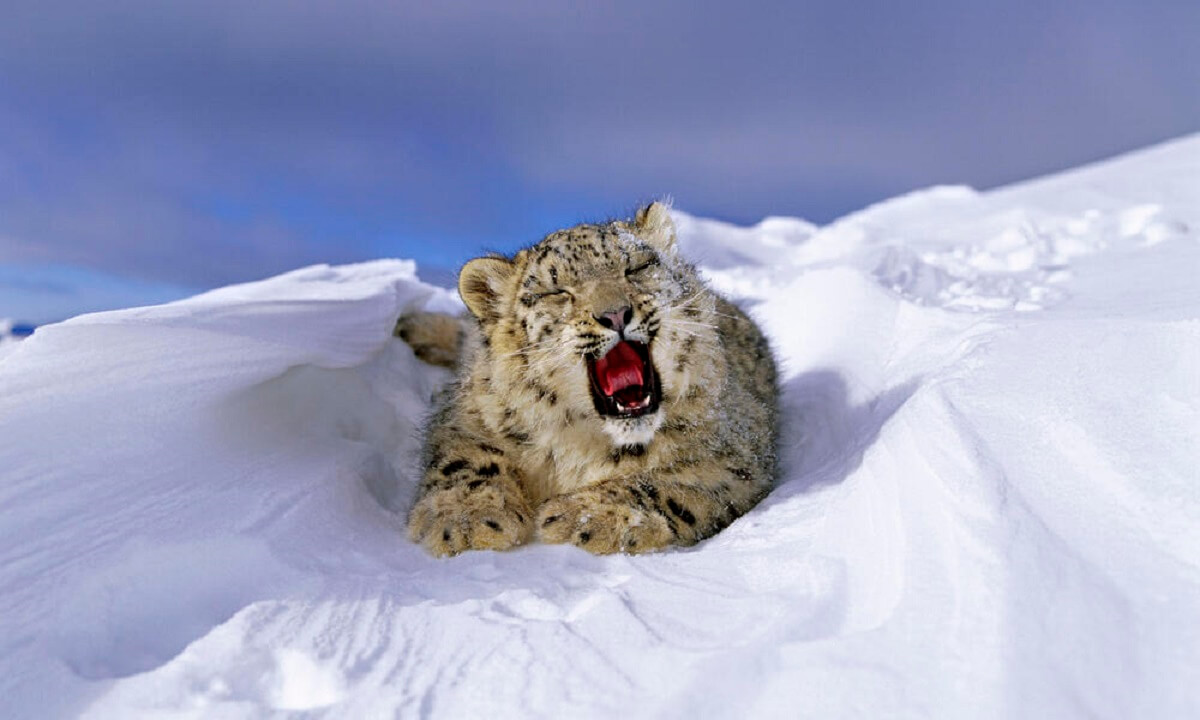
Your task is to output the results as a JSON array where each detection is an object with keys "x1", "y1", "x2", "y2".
[
  {"x1": 625, "y1": 259, "x2": 659, "y2": 277},
  {"x1": 536, "y1": 289, "x2": 571, "y2": 301},
  {"x1": 519, "y1": 288, "x2": 571, "y2": 307}
]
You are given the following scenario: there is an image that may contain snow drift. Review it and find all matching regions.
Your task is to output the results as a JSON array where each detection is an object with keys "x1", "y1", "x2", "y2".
[{"x1": 1, "y1": 135, "x2": 1198, "y2": 719}]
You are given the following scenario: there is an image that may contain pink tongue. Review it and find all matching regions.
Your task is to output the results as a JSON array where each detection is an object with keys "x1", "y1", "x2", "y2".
[{"x1": 594, "y1": 342, "x2": 645, "y2": 396}]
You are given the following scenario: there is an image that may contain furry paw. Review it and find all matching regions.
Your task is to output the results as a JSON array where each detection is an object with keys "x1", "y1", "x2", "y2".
[
  {"x1": 408, "y1": 480, "x2": 532, "y2": 557},
  {"x1": 537, "y1": 488, "x2": 674, "y2": 555},
  {"x1": 395, "y1": 312, "x2": 462, "y2": 368}
]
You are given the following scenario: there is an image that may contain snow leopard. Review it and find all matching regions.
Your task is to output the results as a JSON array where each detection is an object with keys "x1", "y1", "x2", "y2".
[{"x1": 397, "y1": 202, "x2": 778, "y2": 556}]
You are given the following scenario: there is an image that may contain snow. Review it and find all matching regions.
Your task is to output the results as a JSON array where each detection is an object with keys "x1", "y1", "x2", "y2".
[{"x1": 2, "y1": 134, "x2": 1199, "y2": 718}]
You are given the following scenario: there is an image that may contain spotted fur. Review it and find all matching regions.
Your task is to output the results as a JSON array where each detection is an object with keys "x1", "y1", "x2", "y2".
[{"x1": 401, "y1": 202, "x2": 778, "y2": 556}]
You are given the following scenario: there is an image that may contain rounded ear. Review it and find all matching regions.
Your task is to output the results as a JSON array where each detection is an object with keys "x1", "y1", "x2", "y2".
[
  {"x1": 458, "y1": 256, "x2": 514, "y2": 320},
  {"x1": 634, "y1": 201, "x2": 677, "y2": 252}
]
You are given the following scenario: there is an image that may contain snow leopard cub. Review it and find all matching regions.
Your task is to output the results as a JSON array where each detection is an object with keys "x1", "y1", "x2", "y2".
[{"x1": 398, "y1": 202, "x2": 778, "y2": 556}]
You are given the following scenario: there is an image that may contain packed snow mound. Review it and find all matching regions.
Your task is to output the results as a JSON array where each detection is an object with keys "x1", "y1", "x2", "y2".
[{"x1": 2, "y1": 134, "x2": 1198, "y2": 719}]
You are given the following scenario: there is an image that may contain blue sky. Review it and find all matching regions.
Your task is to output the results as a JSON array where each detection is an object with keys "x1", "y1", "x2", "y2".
[{"x1": 2, "y1": 0, "x2": 1197, "y2": 323}]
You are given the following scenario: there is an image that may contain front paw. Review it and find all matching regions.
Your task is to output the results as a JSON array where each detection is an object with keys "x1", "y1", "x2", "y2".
[
  {"x1": 408, "y1": 481, "x2": 532, "y2": 557},
  {"x1": 537, "y1": 487, "x2": 674, "y2": 555}
]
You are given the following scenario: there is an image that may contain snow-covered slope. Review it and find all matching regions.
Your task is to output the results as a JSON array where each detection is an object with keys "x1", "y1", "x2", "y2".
[{"x1": 1, "y1": 135, "x2": 1198, "y2": 719}]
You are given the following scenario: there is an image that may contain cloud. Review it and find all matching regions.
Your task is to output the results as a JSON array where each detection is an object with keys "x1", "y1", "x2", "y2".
[{"x1": 1, "y1": 0, "x2": 1197, "y2": 291}]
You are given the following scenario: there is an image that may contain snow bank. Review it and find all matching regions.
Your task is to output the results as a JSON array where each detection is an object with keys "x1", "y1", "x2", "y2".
[{"x1": 1, "y1": 135, "x2": 1198, "y2": 718}]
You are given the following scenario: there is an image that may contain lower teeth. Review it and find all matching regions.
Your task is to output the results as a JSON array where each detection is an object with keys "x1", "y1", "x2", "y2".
[{"x1": 617, "y1": 397, "x2": 647, "y2": 411}]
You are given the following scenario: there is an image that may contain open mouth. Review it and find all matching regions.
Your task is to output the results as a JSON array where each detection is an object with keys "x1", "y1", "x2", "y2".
[{"x1": 586, "y1": 340, "x2": 661, "y2": 418}]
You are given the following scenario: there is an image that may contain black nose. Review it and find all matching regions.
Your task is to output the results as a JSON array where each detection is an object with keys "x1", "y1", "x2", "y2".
[{"x1": 595, "y1": 306, "x2": 633, "y2": 333}]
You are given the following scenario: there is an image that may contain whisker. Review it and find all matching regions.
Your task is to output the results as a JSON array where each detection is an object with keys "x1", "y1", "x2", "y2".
[
  {"x1": 663, "y1": 327, "x2": 712, "y2": 341},
  {"x1": 668, "y1": 318, "x2": 718, "y2": 329},
  {"x1": 665, "y1": 323, "x2": 718, "y2": 336},
  {"x1": 494, "y1": 337, "x2": 564, "y2": 359}
]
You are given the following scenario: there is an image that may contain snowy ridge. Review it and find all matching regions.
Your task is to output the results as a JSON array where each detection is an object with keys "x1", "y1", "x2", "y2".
[{"x1": 1, "y1": 135, "x2": 1198, "y2": 718}]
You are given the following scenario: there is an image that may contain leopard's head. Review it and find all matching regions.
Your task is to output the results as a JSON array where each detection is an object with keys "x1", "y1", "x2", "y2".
[{"x1": 458, "y1": 202, "x2": 716, "y2": 447}]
